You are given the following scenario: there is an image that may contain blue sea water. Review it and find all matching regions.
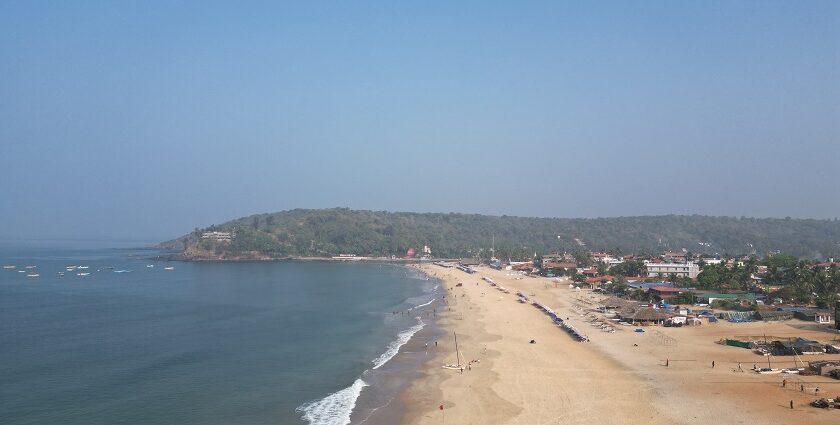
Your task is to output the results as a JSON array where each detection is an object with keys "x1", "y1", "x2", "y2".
[{"x1": 0, "y1": 242, "x2": 437, "y2": 425}]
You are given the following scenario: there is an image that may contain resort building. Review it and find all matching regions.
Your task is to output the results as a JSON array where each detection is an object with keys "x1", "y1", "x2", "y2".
[
  {"x1": 646, "y1": 262, "x2": 700, "y2": 279},
  {"x1": 201, "y1": 231, "x2": 233, "y2": 242}
]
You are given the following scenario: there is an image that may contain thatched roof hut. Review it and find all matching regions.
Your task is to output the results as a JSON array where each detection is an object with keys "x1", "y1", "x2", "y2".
[{"x1": 617, "y1": 307, "x2": 673, "y2": 324}]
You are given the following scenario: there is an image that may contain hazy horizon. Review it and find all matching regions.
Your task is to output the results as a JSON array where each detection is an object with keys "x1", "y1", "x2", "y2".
[{"x1": 2, "y1": 1, "x2": 838, "y2": 241}]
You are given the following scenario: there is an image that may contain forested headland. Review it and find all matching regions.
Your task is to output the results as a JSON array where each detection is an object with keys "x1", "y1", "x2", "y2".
[{"x1": 160, "y1": 208, "x2": 840, "y2": 260}]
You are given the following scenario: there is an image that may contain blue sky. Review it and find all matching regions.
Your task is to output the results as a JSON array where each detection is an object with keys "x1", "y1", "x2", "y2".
[{"x1": 1, "y1": 1, "x2": 838, "y2": 241}]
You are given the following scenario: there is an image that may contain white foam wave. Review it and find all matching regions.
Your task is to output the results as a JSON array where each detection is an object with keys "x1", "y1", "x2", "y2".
[
  {"x1": 297, "y1": 378, "x2": 368, "y2": 425},
  {"x1": 371, "y1": 318, "x2": 425, "y2": 369},
  {"x1": 407, "y1": 298, "x2": 435, "y2": 311}
]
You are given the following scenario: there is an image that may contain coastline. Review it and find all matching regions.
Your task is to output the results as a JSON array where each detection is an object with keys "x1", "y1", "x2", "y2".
[
  {"x1": 296, "y1": 264, "x2": 446, "y2": 425},
  {"x1": 395, "y1": 264, "x2": 840, "y2": 425}
]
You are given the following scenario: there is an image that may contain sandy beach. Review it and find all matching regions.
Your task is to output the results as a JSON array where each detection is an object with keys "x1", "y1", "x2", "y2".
[{"x1": 399, "y1": 264, "x2": 840, "y2": 425}]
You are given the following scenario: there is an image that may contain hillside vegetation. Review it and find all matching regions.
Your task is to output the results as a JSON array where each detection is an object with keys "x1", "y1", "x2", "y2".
[{"x1": 161, "y1": 208, "x2": 840, "y2": 260}]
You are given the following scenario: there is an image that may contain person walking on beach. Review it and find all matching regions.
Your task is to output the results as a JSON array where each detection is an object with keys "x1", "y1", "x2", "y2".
[
  {"x1": 782, "y1": 379, "x2": 786, "y2": 388},
  {"x1": 711, "y1": 360, "x2": 715, "y2": 368},
  {"x1": 665, "y1": 358, "x2": 669, "y2": 367},
  {"x1": 738, "y1": 362, "x2": 742, "y2": 371},
  {"x1": 801, "y1": 384, "x2": 804, "y2": 392},
  {"x1": 790, "y1": 400, "x2": 793, "y2": 409}
]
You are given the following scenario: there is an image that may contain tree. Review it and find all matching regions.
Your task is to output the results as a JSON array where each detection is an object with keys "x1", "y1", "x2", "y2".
[
  {"x1": 597, "y1": 262, "x2": 608, "y2": 276},
  {"x1": 574, "y1": 249, "x2": 592, "y2": 267}
]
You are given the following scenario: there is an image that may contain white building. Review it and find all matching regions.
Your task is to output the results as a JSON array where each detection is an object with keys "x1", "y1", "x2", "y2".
[
  {"x1": 201, "y1": 231, "x2": 232, "y2": 242},
  {"x1": 646, "y1": 262, "x2": 700, "y2": 279}
]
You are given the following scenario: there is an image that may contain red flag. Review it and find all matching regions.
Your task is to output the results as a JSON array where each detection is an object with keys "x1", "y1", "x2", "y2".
[{"x1": 439, "y1": 404, "x2": 444, "y2": 411}]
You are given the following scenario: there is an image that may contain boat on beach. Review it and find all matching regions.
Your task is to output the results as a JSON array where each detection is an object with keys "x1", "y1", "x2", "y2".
[{"x1": 441, "y1": 332, "x2": 465, "y2": 370}]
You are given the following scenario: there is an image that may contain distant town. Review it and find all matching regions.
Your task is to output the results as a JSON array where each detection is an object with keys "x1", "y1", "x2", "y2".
[{"x1": 431, "y1": 248, "x2": 840, "y2": 329}]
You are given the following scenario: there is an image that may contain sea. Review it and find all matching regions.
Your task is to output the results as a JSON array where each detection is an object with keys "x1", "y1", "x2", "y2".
[{"x1": 0, "y1": 241, "x2": 442, "y2": 425}]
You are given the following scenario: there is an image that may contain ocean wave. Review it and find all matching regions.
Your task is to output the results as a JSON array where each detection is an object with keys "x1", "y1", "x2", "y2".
[
  {"x1": 296, "y1": 378, "x2": 368, "y2": 425},
  {"x1": 407, "y1": 297, "x2": 435, "y2": 311},
  {"x1": 371, "y1": 318, "x2": 425, "y2": 369}
]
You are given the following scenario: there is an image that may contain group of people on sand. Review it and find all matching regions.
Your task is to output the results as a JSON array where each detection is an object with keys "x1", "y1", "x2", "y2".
[{"x1": 459, "y1": 359, "x2": 481, "y2": 373}]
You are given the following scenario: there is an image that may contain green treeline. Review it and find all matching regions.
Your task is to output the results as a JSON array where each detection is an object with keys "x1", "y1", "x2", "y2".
[{"x1": 163, "y1": 208, "x2": 840, "y2": 260}]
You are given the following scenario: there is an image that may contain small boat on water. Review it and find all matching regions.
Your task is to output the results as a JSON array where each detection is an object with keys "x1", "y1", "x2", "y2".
[
  {"x1": 66, "y1": 266, "x2": 77, "y2": 270},
  {"x1": 164, "y1": 266, "x2": 175, "y2": 271},
  {"x1": 58, "y1": 272, "x2": 65, "y2": 276},
  {"x1": 25, "y1": 265, "x2": 37, "y2": 269},
  {"x1": 114, "y1": 270, "x2": 133, "y2": 273},
  {"x1": 27, "y1": 273, "x2": 40, "y2": 278},
  {"x1": 146, "y1": 264, "x2": 154, "y2": 268},
  {"x1": 77, "y1": 272, "x2": 90, "y2": 276},
  {"x1": 17, "y1": 270, "x2": 26, "y2": 273},
  {"x1": 3, "y1": 265, "x2": 15, "y2": 269},
  {"x1": 77, "y1": 266, "x2": 89, "y2": 270}
]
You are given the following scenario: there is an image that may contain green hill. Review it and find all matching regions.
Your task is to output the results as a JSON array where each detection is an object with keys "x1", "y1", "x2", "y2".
[{"x1": 161, "y1": 208, "x2": 840, "y2": 260}]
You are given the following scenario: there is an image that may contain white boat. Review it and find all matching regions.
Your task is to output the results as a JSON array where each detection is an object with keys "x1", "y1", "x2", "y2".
[
  {"x1": 3, "y1": 265, "x2": 15, "y2": 269},
  {"x1": 164, "y1": 266, "x2": 175, "y2": 270},
  {"x1": 77, "y1": 266, "x2": 89, "y2": 270},
  {"x1": 441, "y1": 332, "x2": 465, "y2": 370},
  {"x1": 146, "y1": 264, "x2": 154, "y2": 268},
  {"x1": 27, "y1": 273, "x2": 40, "y2": 277},
  {"x1": 25, "y1": 265, "x2": 37, "y2": 269},
  {"x1": 756, "y1": 368, "x2": 783, "y2": 374},
  {"x1": 114, "y1": 270, "x2": 132, "y2": 273},
  {"x1": 77, "y1": 272, "x2": 90, "y2": 276},
  {"x1": 66, "y1": 266, "x2": 77, "y2": 270},
  {"x1": 58, "y1": 272, "x2": 65, "y2": 276},
  {"x1": 17, "y1": 270, "x2": 26, "y2": 273}
]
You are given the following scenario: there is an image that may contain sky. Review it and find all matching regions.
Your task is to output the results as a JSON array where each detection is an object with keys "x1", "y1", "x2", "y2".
[{"x1": 1, "y1": 1, "x2": 838, "y2": 241}]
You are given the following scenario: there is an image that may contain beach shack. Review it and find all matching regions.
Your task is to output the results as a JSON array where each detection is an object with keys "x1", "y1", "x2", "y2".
[
  {"x1": 809, "y1": 361, "x2": 840, "y2": 376},
  {"x1": 617, "y1": 307, "x2": 673, "y2": 325},
  {"x1": 584, "y1": 275, "x2": 614, "y2": 288},
  {"x1": 649, "y1": 286, "x2": 684, "y2": 300},
  {"x1": 792, "y1": 308, "x2": 833, "y2": 324},
  {"x1": 771, "y1": 338, "x2": 825, "y2": 356},
  {"x1": 754, "y1": 309, "x2": 794, "y2": 321}
]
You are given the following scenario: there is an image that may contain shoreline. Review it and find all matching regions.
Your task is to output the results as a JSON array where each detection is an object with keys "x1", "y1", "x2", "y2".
[
  {"x1": 395, "y1": 264, "x2": 840, "y2": 424},
  {"x1": 160, "y1": 252, "x2": 460, "y2": 263},
  {"x1": 323, "y1": 266, "x2": 447, "y2": 425}
]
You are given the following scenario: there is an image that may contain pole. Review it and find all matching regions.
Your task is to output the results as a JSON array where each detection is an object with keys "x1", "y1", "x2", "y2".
[
  {"x1": 765, "y1": 334, "x2": 771, "y2": 369},
  {"x1": 454, "y1": 332, "x2": 461, "y2": 367}
]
